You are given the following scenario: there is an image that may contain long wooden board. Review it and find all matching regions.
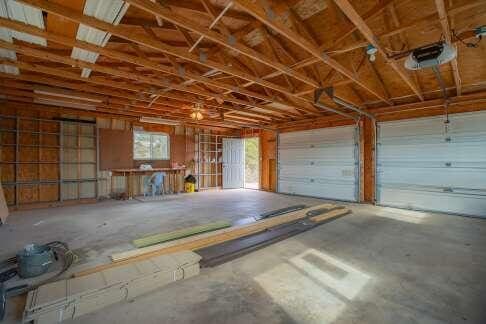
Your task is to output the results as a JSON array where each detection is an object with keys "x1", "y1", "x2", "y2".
[
  {"x1": 132, "y1": 220, "x2": 232, "y2": 248},
  {"x1": 0, "y1": 180, "x2": 9, "y2": 224},
  {"x1": 74, "y1": 204, "x2": 347, "y2": 277}
]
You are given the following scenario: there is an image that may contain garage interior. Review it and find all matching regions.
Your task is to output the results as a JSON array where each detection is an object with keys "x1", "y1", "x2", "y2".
[{"x1": 0, "y1": 0, "x2": 485, "y2": 323}]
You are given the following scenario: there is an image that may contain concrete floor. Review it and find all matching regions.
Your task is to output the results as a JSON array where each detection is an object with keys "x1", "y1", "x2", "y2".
[{"x1": 1, "y1": 189, "x2": 485, "y2": 323}]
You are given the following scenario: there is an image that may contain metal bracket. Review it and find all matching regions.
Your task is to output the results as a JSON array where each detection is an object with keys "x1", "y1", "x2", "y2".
[{"x1": 313, "y1": 88, "x2": 357, "y2": 120}]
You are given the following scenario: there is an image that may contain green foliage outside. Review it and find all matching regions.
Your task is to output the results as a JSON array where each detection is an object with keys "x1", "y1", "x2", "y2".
[{"x1": 245, "y1": 138, "x2": 259, "y2": 184}]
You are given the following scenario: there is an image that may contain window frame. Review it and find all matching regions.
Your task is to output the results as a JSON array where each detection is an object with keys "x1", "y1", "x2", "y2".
[{"x1": 133, "y1": 130, "x2": 170, "y2": 161}]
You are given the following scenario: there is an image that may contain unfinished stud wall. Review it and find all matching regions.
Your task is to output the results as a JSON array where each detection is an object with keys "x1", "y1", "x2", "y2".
[{"x1": 0, "y1": 105, "x2": 98, "y2": 209}]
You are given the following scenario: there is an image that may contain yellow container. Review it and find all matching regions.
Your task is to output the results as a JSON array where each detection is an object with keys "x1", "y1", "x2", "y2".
[{"x1": 185, "y1": 182, "x2": 195, "y2": 193}]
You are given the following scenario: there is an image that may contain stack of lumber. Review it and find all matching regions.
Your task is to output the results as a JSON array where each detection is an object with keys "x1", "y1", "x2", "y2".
[
  {"x1": 132, "y1": 220, "x2": 231, "y2": 248},
  {"x1": 74, "y1": 203, "x2": 350, "y2": 277},
  {"x1": 0, "y1": 180, "x2": 8, "y2": 224},
  {"x1": 23, "y1": 251, "x2": 201, "y2": 324}
]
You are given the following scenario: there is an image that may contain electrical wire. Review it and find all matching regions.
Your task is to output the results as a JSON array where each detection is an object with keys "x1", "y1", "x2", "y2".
[{"x1": 453, "y1": 29, "x2": 481, "y2": 48}]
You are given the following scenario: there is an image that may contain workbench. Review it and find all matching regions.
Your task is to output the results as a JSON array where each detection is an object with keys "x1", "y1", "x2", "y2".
[{"x1": 110, "y1": 167, "x2": 186, "y2": 199}]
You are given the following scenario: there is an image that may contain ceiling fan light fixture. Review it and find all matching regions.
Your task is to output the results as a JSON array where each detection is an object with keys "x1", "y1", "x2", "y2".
[{"x1": 190, "y1": 103, "x2": 204, "y2": 120}]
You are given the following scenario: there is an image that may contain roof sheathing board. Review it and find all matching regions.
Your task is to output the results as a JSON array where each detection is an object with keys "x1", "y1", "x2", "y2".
[
  {"x1": 0, "y1": 0, "x2": 46, "y2": 75},
  {"x1": 71, "y1": 0, "x2": 129, "y2": 78}
]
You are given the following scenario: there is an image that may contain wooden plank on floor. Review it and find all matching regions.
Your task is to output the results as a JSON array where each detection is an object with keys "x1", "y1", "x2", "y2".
[
  {"x1": 74, "y1": 203, "x2": 348, "y2": 277},
  {"x1": 0, "y1": 180, "x2": 9, "y2": 224}
]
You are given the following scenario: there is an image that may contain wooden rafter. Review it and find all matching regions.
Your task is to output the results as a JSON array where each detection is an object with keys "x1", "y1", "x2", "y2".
[
  {"x1": 435, "y1": 0, "x2": 462, "y2": 96},
  {"x1": 123, "y1": 0, "x2": 320, "y2": 88},
  {"x1": 332, "y1": 0, "x2": 424, "y2": 101},
  {"x1": 386, "y1": 2, "x2": 423, "y2": 101},
  {"x1": 15, "y1": 0, "x2": 310, "y2": 105},
  {"x1": 0, "y1": 55, "x2": 279, "y2": 125},
  {"x1": 233, "y1": 0, "x2": 392, "y2": 104},
  {"x1": 0, "y1": 17, "x2": 306, "y2": 119}
]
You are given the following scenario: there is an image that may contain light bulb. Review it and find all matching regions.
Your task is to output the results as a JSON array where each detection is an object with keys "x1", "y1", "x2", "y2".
[{"x1": 369, "y1": 54, "x2": 376, "y2": 62}]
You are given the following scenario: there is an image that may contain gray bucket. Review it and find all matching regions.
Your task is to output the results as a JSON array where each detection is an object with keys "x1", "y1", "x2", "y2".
[{"x1": 16, "y1": 244, "x2": 54, "y2": 278}]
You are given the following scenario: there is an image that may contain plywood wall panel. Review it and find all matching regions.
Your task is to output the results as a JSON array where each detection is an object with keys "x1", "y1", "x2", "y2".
[
  {"x1": 19, "y1": 133, "x2": 38, "y2": 145},
  {"x1": 39, "y1": 184, "x2": 59, "y2": 202},
  {"x1": 41, "y1": 134, "x2": 59, "y2": 146},
  {"x1": 80, "y1": 164, "x2": 96, "y2": 179},
  {"x1": 19, "y1": 184, "x2": 39, "y2": 204},
  {"x1": 62, "y1": 164, "x2": 78, "y2": 180},
  {"x1": 19, "y1": 119, "x2": 37, "y2": 131},
  {"x1": 80, "y1": 136, "x2": 95, "y2": 148},
  {"x1": 63, "y1": 148, "x2": 78, "y2": 163},
  {"x1": 80, "y1": 125, "x2": 95, "y2": 136},
  {"x1": 80, "y1": 182, "x2": 96, "y2": 199},
  {"x1": 3, "y1": 186, "x2": 15, "y2": 205},
  {"x1": 1, "y1": 132, "x2": 15, "y2": 145},
  {"x1": 0, "y1": 118, "x2": 15, "y2": 129},
  {"x1": 80, "y1": 149, "x2": 95, "y2": 163},
  {"x1": 1, "y1": 147, "x2": 15, "y2": 162},
  {"x1": 1, "y1": 164, "x2": 15, "y2": 182},
  {"x1": 63, "y1": 124, "x2": 77, "y2": 135},
  {"x1": 99, "y1": 129, "x2": 132, "y2": 170},
  {"x1": 40, "y1": 148, "x2": 59, "y2": 162},
  {"x1": 40, "y1": 164, "x2": 58, "y2": 181},
  {"x1": 63, "y1": 135, "x2": 77, "y2": 148},
  {"x1": 61, "y1": 183, "x2": 78, "y2": 200},
  {"x1": 40, "y1": 121, "x2": 59, "y2": 133},
  {"x1": 19, "y1": 147, "x2": 38, "y2": 162},
  {"x1": 18, "y1": 164, "x2": 38, "y2": 182}
]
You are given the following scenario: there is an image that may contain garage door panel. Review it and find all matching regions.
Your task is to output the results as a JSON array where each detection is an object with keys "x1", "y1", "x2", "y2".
[
  {"x1": 279, "y1": 146, "x2": 355, "y2": 161},
  {"x1": 279, "y1": 127, "x2": 355, "y2": 144},
  {"x1": 280, "y1": 164, "x2": 356, "y2": 179},
  {"x1": 279, "y1": 179, "x2": 356, "y2": 201},
  {"x1": 378, "y1": 187, "x2": 486, "y2": 217},
  {"x1": 378, "y1": 166, "x2": 486, "y2": 189},
  {"x1": 378, "y1": 118, "x2": 445, "y2": 137},
  {"x1": 377, "y1": 111, "x2": 486, "y2": 217},
  {"x1": 378, "y1": 142, "x2": 486, "y2": 162},
  {"x1": 278, "y1": 125, "x2": 358, "y2": 202}
]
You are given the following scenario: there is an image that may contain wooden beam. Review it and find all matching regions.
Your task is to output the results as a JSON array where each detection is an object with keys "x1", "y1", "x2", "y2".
[
  {"x1": 333, "y1": 0, "x2": 424, "y2": 101},
  {"x1": 161, "y1": 0, "x2": 253, "y2": 22},
  {"x1": 15, "y1": 0, "x2": 308, "y2": 105},
  {"x1": 75, "y1": 204, "x2": 348, "y2": 276},
  {"x1": 0, "y1": 18, "x2": 299, "y2": 119},
  {"x1": 435, "y1": 0, "x2": 462, "y2": 96},
  {"x1": 123, "y1": 0, "x2": 320, "y2": 89},
  {"x1": 381, "y1": 0, "x2": 486, "y2": 39},
  {"x1": 0, "y1": 58, "x2": 276, "y2": 125},
  {"x1": 233, "y1": 0, "x2": 391, "y2": 104}
]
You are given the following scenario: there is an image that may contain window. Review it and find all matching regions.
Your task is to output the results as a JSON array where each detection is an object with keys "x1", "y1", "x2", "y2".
[{"x1": 133, "y1": 131, "x2": 169, "y2": 160}]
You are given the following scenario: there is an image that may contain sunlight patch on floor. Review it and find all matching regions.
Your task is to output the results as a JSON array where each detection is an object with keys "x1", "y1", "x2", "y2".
[
  {"x1": 254, "y1": 249, "x2": 371, "y2": 323},
  {"x1": 374, "y1": 207, "x2": 430, "y2": 224}
]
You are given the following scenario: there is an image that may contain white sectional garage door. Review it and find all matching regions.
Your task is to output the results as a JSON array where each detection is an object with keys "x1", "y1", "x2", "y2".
[
  {"x1": 377, "y1": 111, "x2": 486, "y2": 217},
  {"x1": 278, "y1": 126, "x2": 359, "y2": 201}
]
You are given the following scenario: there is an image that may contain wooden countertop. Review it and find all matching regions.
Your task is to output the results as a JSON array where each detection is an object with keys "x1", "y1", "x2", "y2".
[{"x1": 111, "y1": 167, "x2": 185, "y2": 173}]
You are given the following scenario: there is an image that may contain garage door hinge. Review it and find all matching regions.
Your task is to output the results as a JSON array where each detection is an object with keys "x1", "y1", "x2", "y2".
[
  {"x1": 443, "y1": 187, "x2": 453, "y2": 193},
  {"x1": 445, "y1": 162, "x2": 452, "y2": 167}
]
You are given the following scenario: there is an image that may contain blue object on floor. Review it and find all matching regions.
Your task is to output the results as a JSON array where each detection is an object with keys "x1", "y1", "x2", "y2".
[{"x1": 144, "y1": 172, "x2": 165, "y2": 197}]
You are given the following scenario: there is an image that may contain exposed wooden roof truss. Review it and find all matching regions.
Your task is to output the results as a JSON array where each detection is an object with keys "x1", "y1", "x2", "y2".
[{"x1": 0, "y1": 0, "x2": 484, "y2": 129}]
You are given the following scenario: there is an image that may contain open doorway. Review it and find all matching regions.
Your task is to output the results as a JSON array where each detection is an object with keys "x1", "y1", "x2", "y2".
[{"x1": 244, "y1": 137, "x2": 260, "y2": 189}]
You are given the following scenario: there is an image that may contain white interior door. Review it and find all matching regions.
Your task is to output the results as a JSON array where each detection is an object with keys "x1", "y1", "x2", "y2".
[{"x1": 223, "y1": 138, "x2": 244, "y2": 189}]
